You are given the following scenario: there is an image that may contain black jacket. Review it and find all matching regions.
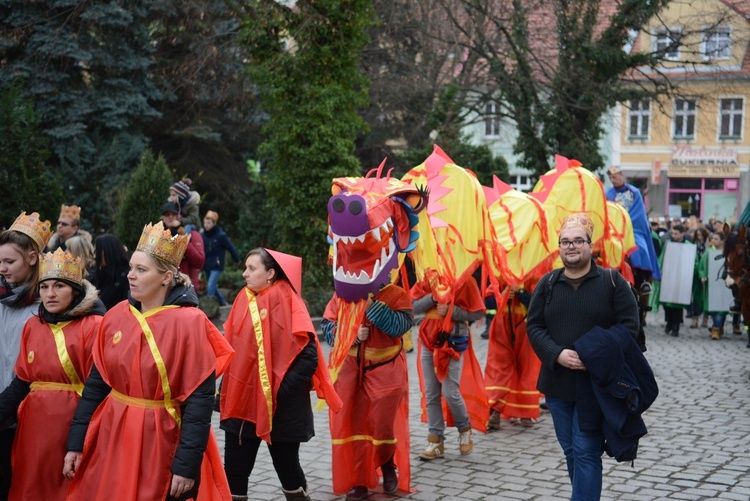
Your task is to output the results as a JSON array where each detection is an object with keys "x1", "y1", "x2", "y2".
[
  {"x1": 573, "y1": 324, "x2": 659, "y2": 462},
  {"x1": 220, "y1": 335, "x2": 318, "y2": 443},
  {"x1": 527, "y1": 263, "x2": 640, "y2": 401}
]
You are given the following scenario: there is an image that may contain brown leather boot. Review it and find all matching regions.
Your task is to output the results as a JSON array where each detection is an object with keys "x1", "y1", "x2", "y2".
[
  {"x1": 458, "y1": 425, "x2": 473, "y2": 455},
  {"x1": 419, "y1": 433, "x2": 444, "y2": 460},
  {"x1": 711, "y1": 327, "x2": 721, "y2": 340}
]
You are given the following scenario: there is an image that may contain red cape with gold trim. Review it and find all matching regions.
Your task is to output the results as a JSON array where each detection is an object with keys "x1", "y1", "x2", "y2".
[
  {"x1": 67, "y1": 303, "x2": 234, "y2": 501},
  {"x1": 221, "y1": 281, "x2": 341, "y2": 443}
]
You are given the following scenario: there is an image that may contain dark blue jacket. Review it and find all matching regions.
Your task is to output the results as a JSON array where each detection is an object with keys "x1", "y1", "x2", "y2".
[
  {"x1": 573, "y1": 324, "x2": 659, "y2": 462},
  {"x1": 201, "y1": 225, "x2": 240, "y2": 273}
]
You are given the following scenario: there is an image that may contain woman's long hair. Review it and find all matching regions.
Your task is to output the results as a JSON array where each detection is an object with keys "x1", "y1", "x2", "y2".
[
  {"x1": 66, "y1": 236, "x2": 95, "y2": 277},
  {"x1": 93, "y1": 234, "x2": 130, "y2": 288},
  {"x1": 0, "y1": 230, "x2": 42, "y2": 295}
]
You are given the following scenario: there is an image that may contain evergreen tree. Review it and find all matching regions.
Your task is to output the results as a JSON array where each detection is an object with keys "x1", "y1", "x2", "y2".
[
  {"x1": 116, "y1": 150, "x2": 173, "y2": 250},
  {"x1": 233, "y1": 0, "x2": 376, "y2": 289},
  {"x1": 0, "y1": 0, "x2": 161, "y2": 231},
  {"x1": 0, "y1": 83, "x2": 63, "y2": 227}
]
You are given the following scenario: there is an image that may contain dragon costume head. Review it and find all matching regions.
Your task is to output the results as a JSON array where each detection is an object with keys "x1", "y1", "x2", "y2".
[{"x1": 328, "y1": 159, "x2": 427, "y2": 302}]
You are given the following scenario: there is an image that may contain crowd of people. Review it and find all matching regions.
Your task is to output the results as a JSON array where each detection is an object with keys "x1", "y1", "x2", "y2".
[{"x1": 0, "y1": 170, "x2": 742, "y2": 501}]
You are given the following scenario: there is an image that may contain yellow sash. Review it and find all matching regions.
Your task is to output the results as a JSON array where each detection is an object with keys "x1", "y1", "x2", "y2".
[
  {"x1": 245, "y1": 289, "x2": 273, "y2": 434},
  {"x1": 129, "y1": 305, "x2": 182, "y2": 427},
  {"x1": 48, "y1": 321, "x2": 85, "y2": 396},
  {"x1": 110, "y1": 389, "x2": 182, "y2": 410},
  {"x1": 30, "y1": 381, "x2": 77, "y2": 393}
]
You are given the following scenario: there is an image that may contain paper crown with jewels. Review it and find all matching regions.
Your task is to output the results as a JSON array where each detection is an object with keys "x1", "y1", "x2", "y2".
[
  {"x1": 40, "y1": 249, "x2": 84, "y2": 286},
  {"x1": 59, "y1": 204, "x2": 81, "y2": 221},
  {"x1": 9, "y1": 212, "x2": 52, "y2": 251},
  {"x1": 136, "y1": 221, "x2": 188, "y2": 268}
]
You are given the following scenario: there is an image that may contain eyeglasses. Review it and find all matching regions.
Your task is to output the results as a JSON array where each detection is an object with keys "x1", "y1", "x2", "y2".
[
  {"x1": 57, "y1": 222, "x2": 70, "y2": 227},
  {"x1": 559, "y1": 238, "x2": 590, "y2": 248}
]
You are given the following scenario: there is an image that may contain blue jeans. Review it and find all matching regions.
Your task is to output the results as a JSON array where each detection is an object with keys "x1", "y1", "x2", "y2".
[
  {"x1": 206, "y1": 269, "x2": 227, "y2": 306},
  {"x1": 545, "y1": 396, "x2": 605, "y2": 501},
  {"x1": 711, "y1": 313, "x2": 726, "y2": 329}
]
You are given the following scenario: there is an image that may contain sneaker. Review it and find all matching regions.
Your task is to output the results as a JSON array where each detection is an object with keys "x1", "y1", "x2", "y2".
[
  {"x1": 488, "y1": 410, "x2": 501, "y2": 430},
  {"x1": 690, "y1": 317, "x2": 699, "y2": 329},
  {"x1": 419, "y1": 434, "x2": 444, "y2": 460},
  {"x1": 458, "y1": 426, "x2": 473, "y2": 455},
  {"x1": 381, "y1": 460, "x2": 398, "y2": 495},
  {"x1": 345, "y1": 486, "x2": 368, "y2": 500}
]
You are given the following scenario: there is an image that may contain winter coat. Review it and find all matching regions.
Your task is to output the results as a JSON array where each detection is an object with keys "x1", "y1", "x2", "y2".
[
  {"x1": 573, "y1": 324, "x2": 659, "y2": 462},
  {"x1": 201, "y1": 225, "x2": 240, "y2": 273}
]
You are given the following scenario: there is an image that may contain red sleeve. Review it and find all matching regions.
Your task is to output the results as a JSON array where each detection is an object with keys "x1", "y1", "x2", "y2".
[{"x1": 183, "y1": 230, "x2": 206, "y2": 269}]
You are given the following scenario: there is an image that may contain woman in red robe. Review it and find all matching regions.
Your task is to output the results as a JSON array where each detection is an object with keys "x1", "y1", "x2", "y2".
[
  {"x1": 0, "y1": 249, "x2": 104, "y2": 500},
  {"x1": 219, "y1": 248, "x2": 340, "y2": 501},
  {"x1": 63, "y1": 222, "x2": 234, "y2": 501}
]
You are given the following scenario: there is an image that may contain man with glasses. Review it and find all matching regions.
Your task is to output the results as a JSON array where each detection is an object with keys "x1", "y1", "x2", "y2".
[
  {"x1": 527, "y1": 213, "x2": 639, "y2": 501},
  {"x1": 46, "y1": 204, "x2": 91, "y2": 252}
]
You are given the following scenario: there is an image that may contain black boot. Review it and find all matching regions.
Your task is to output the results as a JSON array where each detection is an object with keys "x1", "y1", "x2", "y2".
[
  {"x1": 670, "y1": 325, "x2": 679, "y2": 337},
  {"x1": 381, "y1": 455, "x2": 398, "y2": 495}
]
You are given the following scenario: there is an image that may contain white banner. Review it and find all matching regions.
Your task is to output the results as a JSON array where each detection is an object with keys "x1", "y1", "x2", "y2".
[
  {"x1": 707, "y1": 250, "x2": 734, "y2": 312},
  {"x1": 659, "y1": 242, "x2": 696, "y2": 305}
]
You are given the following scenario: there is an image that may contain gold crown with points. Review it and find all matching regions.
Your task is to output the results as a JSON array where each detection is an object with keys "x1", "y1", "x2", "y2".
[
  {"x1": 59, "y1": 204, "x2": 81, "y2": 221},
  {"x1": 136, "y1": 221, "x2": 188, "y2": 268},
  {"x1": 9, "y1": 212, "x2": 52, "y2": 251},
  {"x1": 40, "y1": 248, "x2": 83, "y2": 286}
]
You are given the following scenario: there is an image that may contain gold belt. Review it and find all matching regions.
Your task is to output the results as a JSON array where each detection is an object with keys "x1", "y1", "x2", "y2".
[
  {"x1": 30, "y1": 381, "x2": 77, "y2": 392},
  {"x1": 109, "y1": 389, "x2": 182, "y2": 409},
  {"x1": 347, "y1": 344, "x2": 402, "y2": 362}
]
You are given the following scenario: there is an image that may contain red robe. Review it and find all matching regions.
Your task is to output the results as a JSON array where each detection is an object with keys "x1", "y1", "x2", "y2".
[
  {"x1": 66, "y1": 303, "x2": 234, "y2": 501},
  {"x1": 11, "y1": 315, "x2": 100, "y2": 501},
  {"x1": 484, "y1": 288, "x2": 542, "y2": 419},
  {"x1": 412, "y1": 279, "x2": 489, "y2": 433},
  {"x1": 325, "y1": 286, "x2": 412, "y2": 494},
  {"x1": 220, "y1": 281, "x2": 341, "y2": 443}
]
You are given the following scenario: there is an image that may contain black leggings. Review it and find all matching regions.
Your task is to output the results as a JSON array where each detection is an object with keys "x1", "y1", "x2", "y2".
[
  {"x1": 0, "y1": 428, "x2": 14, "y2": 501},
  {"x1": 223, "y1": 432, "x2": 306, "y2": 495}
]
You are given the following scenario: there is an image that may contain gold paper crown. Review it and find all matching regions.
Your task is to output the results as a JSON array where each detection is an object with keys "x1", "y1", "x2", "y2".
[
  {"x1": 59, "y1": 204, "x2": 81, "y2": 221},
  {"x1": 560, "y1": 212, "x2": 595, "y2": 238},
  {"x1": 40, "y1": 249, "x2": 83, "y2": 286},
  {"x1": 9, "y1": 212, "x2": 52, "y2": 251},
  {"x1": 136, "y1": 221, "x2": 189, "y2": 268}
]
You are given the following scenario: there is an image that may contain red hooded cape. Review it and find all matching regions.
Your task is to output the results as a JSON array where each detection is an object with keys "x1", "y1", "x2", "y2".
[{"x1": 220, "y1": 280, "x2": 341, "y2": 443}]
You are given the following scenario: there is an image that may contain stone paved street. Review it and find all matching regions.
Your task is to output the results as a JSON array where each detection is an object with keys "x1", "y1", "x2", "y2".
[{"x1": 213, "y1": 312, "x2": 750, "y2": 500}]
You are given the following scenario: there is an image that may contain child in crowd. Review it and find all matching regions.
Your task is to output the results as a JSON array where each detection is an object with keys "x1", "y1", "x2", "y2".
[{"x1": 168, "y1": 178, "x2": 202, "y2": 233}]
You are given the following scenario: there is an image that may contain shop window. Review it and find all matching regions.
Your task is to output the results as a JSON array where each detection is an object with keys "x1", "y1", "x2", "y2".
[
  {"x1": 627, "y1": 99, "x2": 650, "y2": 139},
  {"x1": 670, "y1": 178, "x2": 701, "y2": 190},
  {"x1": 668, "y1": 192, "x2": 701, "y2": 218},
  {"x1": 654, "y1": 28, "x2": 681, "y2": 60},
  {"x1": 703, "y1": 27, "x2": 731, "y2": 60},
  {"x1": 719, "y1": 98, "x2": 743, "y2": 139},
  {"x1": 673, "y1": 98, "x2": 697, "y2": 139},
  {"x1": 484, "y1": 103, "x2": 500, "y2": 137},
  {"x1": 705, "y1": 179, "x2": 725, "y2": 190}
]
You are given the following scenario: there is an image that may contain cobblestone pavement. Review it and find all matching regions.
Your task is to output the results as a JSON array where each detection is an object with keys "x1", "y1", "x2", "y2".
[{"x1": 212, "y1": 311, "x2": 750, "y2": 500}]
